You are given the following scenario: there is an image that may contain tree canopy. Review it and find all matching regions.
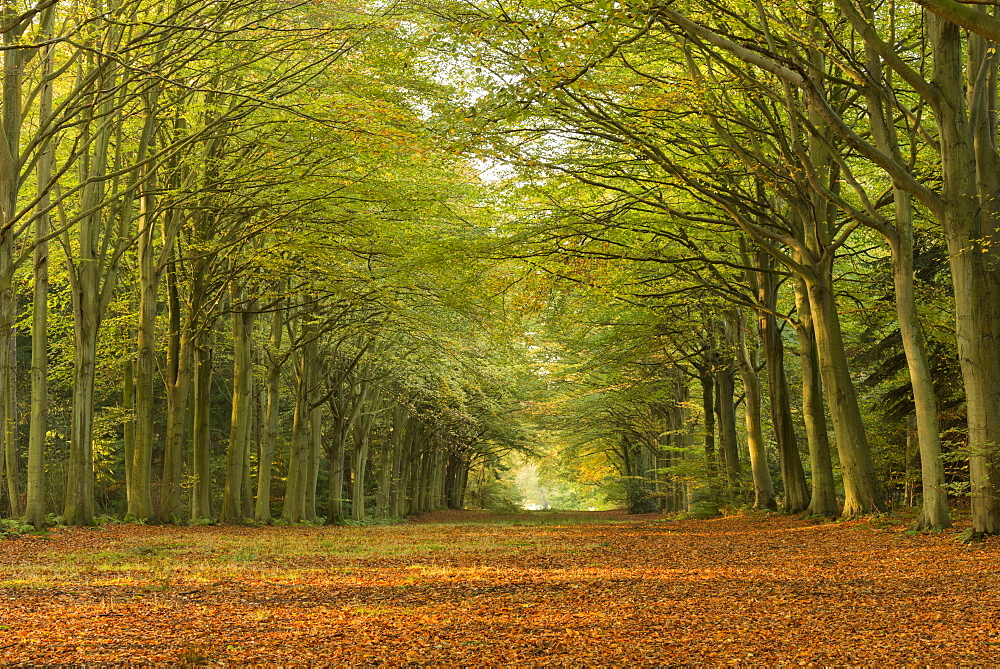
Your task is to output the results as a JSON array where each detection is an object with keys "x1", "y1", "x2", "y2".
[{"x1": 0, "y1": 0, "x2": 994, "y2": 540}]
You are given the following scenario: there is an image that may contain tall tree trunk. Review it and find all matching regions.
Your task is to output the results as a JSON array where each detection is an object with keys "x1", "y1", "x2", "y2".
[
  {"x1": 854, "y1": 22, "x2": 951, "y2": 530},
  {"x1": 122, "y1": 359, "x2": 135, "y2": 510},
  {"x1": 160, "y1": 261, "x2": 192, "y2": 522},
  {"x1": 220, "y1": 293, "x2": 255, "y2": 523},
  {"x1": 760, "y1": 307, "x2": 809, "y2": 513},
  {"x1": 351, "y1": 398, "x2": 376, "y2": 522},
  {"x1": 746, "y1": 244, "x2": 809, "y2": 513},
  {"x1": 24, "y1": 7, "x2": 54, "y2": 527},
  {"x1": 730, "y1": 313, "x2": 776, "y2": 510},
  {"x1": 804, "y1": 263, "x2": 885, "y2": 516},
  {"x1": 889, "y1": 220, "x2": 951, "y2": 530},
  {"x1": 390, "y1": 420, "x2": 416, "y2": 517},
  {"x1": 282, "y1": 349, "x2": 308, "y2": 523},
  {"x1": 714, "y1": 358, "x2": 741, "y2": 493},
  {"x1": 254, "y1": 296, "x2": 284, "y2": 523},
  {"x1": 303, "y1": 338, "x2": 323, "y2": 522},
  {"x1": 190, "y1": 334, "x2": 214, "y2": 521},
  {"x1": 0, "y1": 0, "x2": 25, "y2": 519},
  {"x1": 794, "y1": 277, "x2": 838, "y2": 517},
  {"x1": 377, "y1": 405, "x2": 404, "y2": 517},
  {"x1": 929, "y1": 14, "x2": 1000, "y2": 535},
  {"x1": 325, "y1": 422, "x2": 347, "y2": 524},
  {"x1": 697, "y1": 361, "x2": 721, "y2": 512},
  {"x1": 326, "y1": 379, "x2": 356, "y2": 525},
  {"x1": 128, "y1": 188, "x2": 156, "y2": 521},
  {"x1": 64, "y1": 308, "x2": 97, "y2": 526},
  {"x1": 411, "y1": 449, "x2": 426, "y2": 513},
  {"x1": 304, "y1": 396, "x2": 322, "y2": 522}
]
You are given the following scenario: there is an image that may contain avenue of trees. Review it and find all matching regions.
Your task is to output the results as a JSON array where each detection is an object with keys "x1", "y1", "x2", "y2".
[
  {"x1": 0, "y1": 0, "x2": 538, "y2": 529},
  {"x1": 0, "y1": 0, "x2": 997, "y2": 537},
  {"x1": 416, "y1": 0, "x2": 997, "y2": 535}
]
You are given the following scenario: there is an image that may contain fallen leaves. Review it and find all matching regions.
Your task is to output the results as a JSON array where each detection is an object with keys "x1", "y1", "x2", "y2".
[{"x1": 0, "y1": 511, "x2": 998, "y2": 664}]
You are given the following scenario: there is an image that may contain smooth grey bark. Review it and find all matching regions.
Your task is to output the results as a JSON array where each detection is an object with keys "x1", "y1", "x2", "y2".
[
  {"x1": 326, "y1": 373, "x2": 364, "y2": 524},
  {"x1": 122, "y1": 358, "x2": 135, "y2": 502},
  {"x1": 304, "y1": 393, "x2": 322, "y2": 522},
  {"x1": 377, "y1": 405, "x2": 406, "y2": 517},
  {"x1": 126, "y1": 81, "x2": 163, "y2": 522},
  {"x1": 0, "y1": 0, "x2": 27, "y2": 519},
  {"x1": 282, "y1": 331, "x2": 323, "y2": 523},
  {"x1": 325, "y1": 385, "x2": 349, "y2": 524},
  {"x1": 391, "y1": 420, "x2": 418, "y2": 517},
  {"x1": 696, "y1": 358, "x2": 721, "y2": 511},
  {"x1": 325, "y1": 420, "x2": 348, "y2": 524}
]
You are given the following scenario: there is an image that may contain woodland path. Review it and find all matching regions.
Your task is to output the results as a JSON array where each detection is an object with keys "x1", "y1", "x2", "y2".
[{"x1": 0, "y1": 510, "x2": 998, "y2": 664}]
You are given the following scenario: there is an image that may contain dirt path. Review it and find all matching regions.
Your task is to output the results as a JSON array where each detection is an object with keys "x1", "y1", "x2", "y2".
[{"x1": 0, "y1": 510, "x2": 998, "y2": 664}]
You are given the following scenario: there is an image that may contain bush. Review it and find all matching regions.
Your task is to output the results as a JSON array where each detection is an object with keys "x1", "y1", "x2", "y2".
[
  {"x1": 0, "y1": 518, "x2": 33, "y2": 538},
  {"x1": 624, "y1": 477, "x2": 658, "y2": 514},
  {"x1": 477, "y1": 477, "x2": 525, "y2": 513}
]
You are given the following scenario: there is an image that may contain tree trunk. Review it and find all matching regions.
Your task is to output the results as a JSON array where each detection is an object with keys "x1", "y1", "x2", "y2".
[
  {"x1": 24, "y1": 11, "x2": 54, "y2": 528},
  {"x1": 748, "y1": 246, "x2": 809, "y2": 513},
  {"x1": 304, "y1": 396, "x2": 322, "y2": 522},
  {"x1": 190, "y1": 335, "x2": 214, "y2": 522},
  {"x1": 0, "y1": 268, "x2": 19, "y2": 517},
  {"x1": 325, "y1": 380, "x2": 352, "y2": 525},
  {"x1": 128, "y1": 189, "x2": 156, "y2": 521},
  {"x1": 730, "y1": 313, "x2": 776, "y2": 510},
  {"x1": 698, "y1": 363, "x2": 721, "y2": 512},
  {"x1": 793, "y1": 277, "x2": 838, "y2": 517},
  {"x1": 64, "y1": 308, "x2": 97, "y2": 526},
  {"x1": 160, "y1": 263, "x2": 192, "y2": 523},
  {"x1": 887, "y1": 202, "x2": 951, "y2": 530},
  {"x1": 853, "y1": 26, "x2": 952, "y2": 530},
  {"x1": 282, "y1": 350, "x2": 308, "y2": 523},
  {"x1": 714, "y1": 359, "x2": 740, "y2": 493},
  {"x1": 391, "y1": 420, "x2": 416, "y2": 517},
  {"x1": 928, "y1": 14, "x2": 1000, "y2": 535},
  {"x1": 760, "y1": 308, "x2": 809, "y2": 513},
  {"x1": 220, "y1": 295, "x2": 255, "y2": 523},
  {"x1": 254, "y1": 297, "x2": 284, "y2": 523},
  {"x1": 351, "y1": 412, "x2": 373, "y2": 522},
  {"x1": 805, "y1": 264, "x2": 885, "y2": 517},
  {"x1": 411, "y1": 450, "x2": 426, "y2": 513},
  {"x1": 326, "y1": 423, "x2": 347, "y2": 524},
  {"x1": 0, "y1": 2, "x2": 25, "y2": 520},
  {"x1": 122, "y1": 358, "x2": 135, "y2": 504}
]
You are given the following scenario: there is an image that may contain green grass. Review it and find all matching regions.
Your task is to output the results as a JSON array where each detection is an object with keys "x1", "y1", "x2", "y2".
[{"x1": 0, "y1": 510, "x2": 642, "y2": 591}]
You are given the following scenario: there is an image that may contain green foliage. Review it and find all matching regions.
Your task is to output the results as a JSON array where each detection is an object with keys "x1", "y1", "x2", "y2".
[
  {"x1": 0, "y1": 519, "x2": 34, "y2": 538},
  {"x1": 623, "y1": 477, "x2": 658, "y2": 515},
  {"x1": 469, "y1": 470, "x2": 525, "y2": 514}
]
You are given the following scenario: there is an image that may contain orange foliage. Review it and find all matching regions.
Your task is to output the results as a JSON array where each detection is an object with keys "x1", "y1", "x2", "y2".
[{"x1": 0, "y1": 512, "x2": 997, "y2": 663}]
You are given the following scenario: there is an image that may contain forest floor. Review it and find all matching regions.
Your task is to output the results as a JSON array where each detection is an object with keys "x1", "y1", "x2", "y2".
[{"x1": 0, "y1": 509, "x2": 998, "y2": 664}]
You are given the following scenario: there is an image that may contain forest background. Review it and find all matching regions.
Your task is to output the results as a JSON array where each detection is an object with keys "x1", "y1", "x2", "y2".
[{"x1": 0, "y1": 0, "x2": 996, "y2": 538}]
